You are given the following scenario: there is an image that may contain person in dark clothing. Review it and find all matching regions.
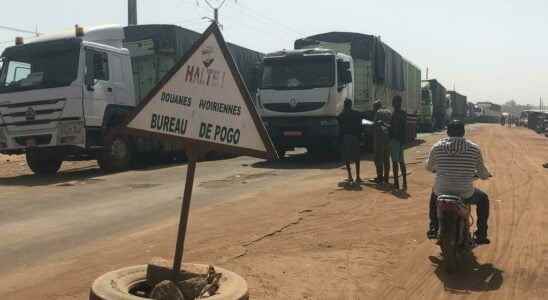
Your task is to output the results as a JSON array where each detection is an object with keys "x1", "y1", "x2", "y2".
[
  {"x1": 390, "y1": 95, "x2": 407, "y2": 190},
  {"x1": 371, "y1": 100, "x2": 392, "y2": 185},
  {"x1": 339, "y1": 99, "x2": 362, "y2": 184}
]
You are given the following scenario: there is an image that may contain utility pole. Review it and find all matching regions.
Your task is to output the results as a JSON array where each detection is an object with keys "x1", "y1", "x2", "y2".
[
  {"x1": 128, "y1": 0, "x2": 138, "y2": 25},
  {"x1": 201, "y1": 0, "x2": 232, "y2": 27},
  {"x1": 426, "y1": 66, "x2": 429, "y2": 80}
]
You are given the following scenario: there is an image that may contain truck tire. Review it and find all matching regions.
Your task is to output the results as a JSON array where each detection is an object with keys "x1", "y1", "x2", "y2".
[
  {"x1": 97, "y1": 133, "x2": 133, "y2": 173},
  {"x1": 26, "y1": 150, "x2": 63, "y2": 175},
  {"x1": 90, "y1": 264, "x2": 248, "y2": 300}
]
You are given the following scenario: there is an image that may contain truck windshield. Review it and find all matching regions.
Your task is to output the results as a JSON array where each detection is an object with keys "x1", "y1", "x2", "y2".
[
  {"x1": 0, "y1": 39, "x2": 80, "y2": 94},
  {"x1": 261, "y1": 56, "x2": 334, "y2": 90}
]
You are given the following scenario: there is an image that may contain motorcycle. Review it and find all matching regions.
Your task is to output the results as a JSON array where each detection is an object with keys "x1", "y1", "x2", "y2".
[{"x1": 436, "y1": 194, "x2": 475, "y2": 273}]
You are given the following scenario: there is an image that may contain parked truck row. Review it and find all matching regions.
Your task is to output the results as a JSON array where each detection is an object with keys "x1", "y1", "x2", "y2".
[
  {"x1": 0, "y1": 24, "x2": 263, "y2": 174},
  {"x1": 2, "y1": 24, "x2": 473, "y2": 174}
]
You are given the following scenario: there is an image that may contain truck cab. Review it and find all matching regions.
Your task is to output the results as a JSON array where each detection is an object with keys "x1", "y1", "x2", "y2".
[
  {"x1": 0, "y1": 26, "x2": 136, "y2": 174},
  {"x1": 256, "y1": 48, "x2": 353, "y2": 156}
]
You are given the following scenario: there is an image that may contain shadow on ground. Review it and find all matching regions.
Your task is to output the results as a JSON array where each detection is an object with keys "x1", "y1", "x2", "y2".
[
  {"x1": 405, "y1": 139, "x2": 426, "y2": 149},
  {"x1": 429, "y1": 254, "x2": 504, "y2": 293},
  {"x1": 253, "y1": 150, "x2": 373, "y2": 170},
  {"x1": 0, "y1": 159, "x2": 188, "y2": 187}
]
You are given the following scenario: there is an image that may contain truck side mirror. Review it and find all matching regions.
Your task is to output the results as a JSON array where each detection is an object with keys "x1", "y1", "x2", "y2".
[
  {"x1": 337, "y1": 60, "x2": 352, "y2": 91},
  {"x1": 85, "y1": 72, "x2": 94, "y2": 91},
  {"x1": 344, "y1": 70, "x2": 352, "y2": 84},
  {"x1": 342, "y1": 61, "x2": 350, "y2": 70}
]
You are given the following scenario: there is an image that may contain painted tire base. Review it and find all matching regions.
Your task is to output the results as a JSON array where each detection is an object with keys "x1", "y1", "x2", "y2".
[{"x1": 90, "y1": 264, "x2": 248, "y2": 300}]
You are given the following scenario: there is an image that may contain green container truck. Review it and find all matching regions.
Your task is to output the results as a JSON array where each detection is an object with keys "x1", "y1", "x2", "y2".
[
  {"x1": 448, "y1": 90, "x2": 467, "y2": 121},
  {"x1": 124, "y1": 24, "x2": 263, "y2": 103},
  {"x1": 294, "y1": 32, "x2": 421, "y2": 142},
  {"x1": 420, "y1": 79, "x2": 448, "y2": 131}
]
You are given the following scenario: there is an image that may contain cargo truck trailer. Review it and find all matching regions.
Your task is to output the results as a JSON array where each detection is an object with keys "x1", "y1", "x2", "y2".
[{"x1": 257, "y1": 32, "x2": 421, "y2": 157}]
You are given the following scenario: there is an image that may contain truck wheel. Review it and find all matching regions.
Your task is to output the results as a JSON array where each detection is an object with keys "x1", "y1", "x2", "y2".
[
  {"x1": 90, "y1": 264, "x2": 248, "y2": 300},
  {"x1": 98, "y1": 134, "x2": 133, "y2": 173},
  {"x1": 26, "y1": 150, "x2": 63, "y2": 175}
]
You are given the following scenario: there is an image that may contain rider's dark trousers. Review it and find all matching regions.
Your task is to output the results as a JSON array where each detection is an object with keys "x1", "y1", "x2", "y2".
[{"x1": 429, "y1": 188, "x2": 490, "y2": 237}]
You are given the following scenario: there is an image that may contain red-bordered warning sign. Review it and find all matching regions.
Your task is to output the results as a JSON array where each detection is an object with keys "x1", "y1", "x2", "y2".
[{"x1": 125, "y1": 23, "x2": 277, "y2": 161}]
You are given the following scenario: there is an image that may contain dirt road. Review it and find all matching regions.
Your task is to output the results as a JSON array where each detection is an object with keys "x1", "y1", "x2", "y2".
[{"x1": 1, "y1": 125, "x2": 547, "y2": 299}]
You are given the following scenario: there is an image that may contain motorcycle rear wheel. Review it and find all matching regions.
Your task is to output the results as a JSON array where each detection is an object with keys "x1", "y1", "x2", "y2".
[{"x1": 440, "y1": 213, "x2": 459, "y2": 273}]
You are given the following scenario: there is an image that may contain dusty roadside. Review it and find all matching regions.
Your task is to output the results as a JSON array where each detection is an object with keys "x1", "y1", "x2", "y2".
[
  {"x1": 0, "y1": 153, "x2": 97, "y2": 178},
  {"x1": 2, "y1": 125, "x2": 548, "y2": 299}
]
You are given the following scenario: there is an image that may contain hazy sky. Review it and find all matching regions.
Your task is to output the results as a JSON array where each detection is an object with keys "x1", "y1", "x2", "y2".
[{"x1": 1, "y1": 0, "x2": 546, "y2": 106}]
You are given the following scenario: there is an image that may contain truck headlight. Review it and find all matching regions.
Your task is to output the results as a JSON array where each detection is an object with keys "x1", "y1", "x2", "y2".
[{"x1": 58, "y1": 120, "x2": 84, "y2": 144}]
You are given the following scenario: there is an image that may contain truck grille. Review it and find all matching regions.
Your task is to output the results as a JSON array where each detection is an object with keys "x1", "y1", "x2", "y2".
[
  {"x1": 264, "y1": 102, "x2": 325, "y2": 113},
  {"x1": 14, "y1": 134, "x2": 53, "y2": 146},
  {"x1": 0, "y1": 98, "x2": 66, "y2": 127}
]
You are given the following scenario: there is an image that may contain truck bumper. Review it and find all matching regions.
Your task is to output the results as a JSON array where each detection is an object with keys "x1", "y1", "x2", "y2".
[
  {"x1": 0, "y1": 122, "x2": 86, "y2": 155},
  {"x1": 262, "y1": 117, "x2": 340, "y2": 149}
]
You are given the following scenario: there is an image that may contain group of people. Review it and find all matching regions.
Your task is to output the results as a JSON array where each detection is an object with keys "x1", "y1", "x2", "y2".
[
  {"x1": 339, "y1": 96, "x2": 492, "y2": 245},
  {"x1": 339, "y1": 95, "x2": 408, "y2": 191}
]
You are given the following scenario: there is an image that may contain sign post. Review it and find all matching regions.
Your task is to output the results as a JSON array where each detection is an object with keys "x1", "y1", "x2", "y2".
[
  {"x1": 172, "y1": 152, "x2": 197, "y2": 277},
  {"x1": 124, "y1": 22, "x2": 277, "y2": 279}
]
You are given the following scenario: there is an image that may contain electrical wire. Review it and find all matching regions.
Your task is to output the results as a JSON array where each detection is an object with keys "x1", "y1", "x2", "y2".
[
  {"x1": 0, "y1": 25, "x2": 40, "y2": 35},
  {"x1": 234, "y1": 2, "x2": 305, "y2": 36},
  {"x1": 221, "y1": 10, "x2": 291, "y2": 40}
]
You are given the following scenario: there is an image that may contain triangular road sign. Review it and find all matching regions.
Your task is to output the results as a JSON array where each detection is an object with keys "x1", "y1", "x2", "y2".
[{"x1": 125, "y1": 23, "x2": 277, "y2": 160}]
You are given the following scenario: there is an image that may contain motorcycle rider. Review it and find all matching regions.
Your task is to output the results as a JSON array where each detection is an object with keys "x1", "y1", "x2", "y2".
[{"x1": 425, "y1": 120, "x2": 492, "y2": 245}]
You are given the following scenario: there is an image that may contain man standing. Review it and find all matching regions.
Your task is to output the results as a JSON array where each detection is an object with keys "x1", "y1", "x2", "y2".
[
  {"x1": 372, "y1": 100, "x2": 392, "y2": 185},
  {"x1": 339, "y1": 99, "x2": 362, "y2": 184},
  {"x1": 389, "y1": 95, "x2": 407, "y2": 190}
]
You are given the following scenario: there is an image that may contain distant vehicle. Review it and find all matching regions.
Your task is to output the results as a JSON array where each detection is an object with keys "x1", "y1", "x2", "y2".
[
  {"x1": 519, "y1": 111, "x2": 529, "y2": 127},
  {"x1": 257, "y1": 32, "x2": 421, "y2": 157},
  {"x1": 420, "y1": 79, "x2": 448, "y2": 131},
  {"x1": 419, "y1": 84, "x2": 433, "y2": 132},
  {"x1": 466, "y1": 102, "x2": 481, "y2": 121},
  {"x1": 0, "y1": 24, "x2": 263, "y2": 174},
  {"x1": 517, "y1": 110, "x2": 548, "y2": 132},
  {"x1": 445, "y1": 95, "x2": 453, "y2": 124},
  {"x1": 447, "y1": 91, "x2": 467, "y2": 121},
  {"x1": 476, "y1": 102, "x2": 502, "y2": 123}
]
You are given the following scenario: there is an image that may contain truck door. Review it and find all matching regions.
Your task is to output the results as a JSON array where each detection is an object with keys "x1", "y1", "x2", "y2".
[
  {"x1": 83, "y1": 48, "x2": 114, "y2": 127},
  {"x1": 108, "y1": 53, "x2": 132, "y2": 106}
]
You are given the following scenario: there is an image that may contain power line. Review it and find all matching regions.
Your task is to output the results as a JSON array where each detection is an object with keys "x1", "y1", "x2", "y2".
[
  {"x1": 228, "y1": 7, "x2": 299, "y2": 39},
  {"x1": 221, "y1": 10, "x2": 293, "y2": 41},
  {"x1": 234, "y1": 2, "x2": 305, "y2": 36},
  {"x1": 0, "y1": 25, "x2": 40, "y2": 36}
]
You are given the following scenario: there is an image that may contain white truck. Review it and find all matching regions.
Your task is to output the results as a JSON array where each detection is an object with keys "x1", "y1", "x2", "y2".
[
  {"x1": 0, "y1": 24, "x2": 262, "y2": 174},
  {"x1": 256, "y1": 48, "x2": 354, "y2": 157},
  {"x1": 257, "y1": 32, "x2": 420, "y2": 157}
]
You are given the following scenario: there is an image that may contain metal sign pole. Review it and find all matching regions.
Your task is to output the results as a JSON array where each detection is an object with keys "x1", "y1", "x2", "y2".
[{"x1": 172, "y1": 153, "x2": 198, "y2": 278}]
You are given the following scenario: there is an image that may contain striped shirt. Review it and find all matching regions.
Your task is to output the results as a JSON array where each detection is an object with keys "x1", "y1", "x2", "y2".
[{"x1": 425, "y1": 137, "x2": 490, "y2": 198}]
